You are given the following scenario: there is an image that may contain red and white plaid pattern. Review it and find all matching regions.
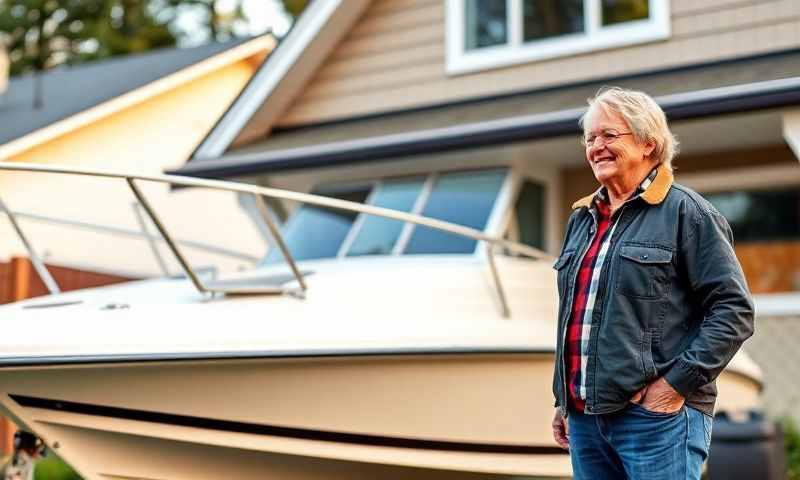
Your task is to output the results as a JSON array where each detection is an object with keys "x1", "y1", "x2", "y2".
[{"x1": 565, "y1": 168, "x2": 657, "y2": 412}]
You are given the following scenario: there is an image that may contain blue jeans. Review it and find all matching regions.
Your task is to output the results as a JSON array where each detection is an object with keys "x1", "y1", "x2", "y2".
[{"x1": 568, "y1": 404, "x2": 713, "y2": 480}]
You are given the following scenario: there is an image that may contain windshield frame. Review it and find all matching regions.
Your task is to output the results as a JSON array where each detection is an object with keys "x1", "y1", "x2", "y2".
[{"x1": 267, "y1": 167, "x2": 515, "y2": 262}]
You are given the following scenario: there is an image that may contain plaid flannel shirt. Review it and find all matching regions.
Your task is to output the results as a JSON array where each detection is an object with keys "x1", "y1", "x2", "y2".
[{"x1": 565, "y1": 167, "x2": 658, "y2": 412}]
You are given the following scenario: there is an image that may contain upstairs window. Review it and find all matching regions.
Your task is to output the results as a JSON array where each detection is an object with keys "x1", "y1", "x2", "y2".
[{"x1": 447, "y1": 0, "x2": 669, "y2": 74}]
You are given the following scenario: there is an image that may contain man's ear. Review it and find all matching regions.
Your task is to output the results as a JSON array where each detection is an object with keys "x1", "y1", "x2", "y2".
[{"x1": 643, "y1": 138, "x2": 656, "y2": 158}]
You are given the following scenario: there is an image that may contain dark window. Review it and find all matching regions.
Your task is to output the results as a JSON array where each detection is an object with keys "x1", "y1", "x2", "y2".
[
  {"x1": 515, "y1": 180, "x2": 546, "y2": 249},
  {"x1": 523, "y1": 0, "x2": 584, "y2": 42},
  {"x1": 266, "y1": 187, "x2": 370, "y2": 263},
  {"x1": 465, "y1": 0, "x2": 508, "y2": 50},
  {"x1": 705, "y1": 188, "x2": 800, "y2": 242},
  {"x1": 602, "y1": 0, "x2": 650, "y2": 26},
  {"x1": 404, "y1": 169, "x2": 507, "y2": 254},
  {"x1": 347, "y1": 177, "x2": 426, "y2": 257}
]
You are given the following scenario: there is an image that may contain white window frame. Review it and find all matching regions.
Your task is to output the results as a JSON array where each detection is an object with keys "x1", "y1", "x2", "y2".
[{"x1": 446, "y1": 0, "x2": 671, "y2": 76}]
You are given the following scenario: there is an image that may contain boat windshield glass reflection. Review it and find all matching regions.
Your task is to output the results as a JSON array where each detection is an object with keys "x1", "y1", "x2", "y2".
[{"x1": 264, "y1": 168, "x2": 508, "y2": 263}]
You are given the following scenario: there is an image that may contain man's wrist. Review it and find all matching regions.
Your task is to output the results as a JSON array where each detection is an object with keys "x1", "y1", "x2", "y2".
[{"x1": 663, "y1": 359, "x2": 704, "y2": 398}]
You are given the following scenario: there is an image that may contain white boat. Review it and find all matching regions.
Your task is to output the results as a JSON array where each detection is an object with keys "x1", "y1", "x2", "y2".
[{"x1": 0, "y1": 162, "x2": 762, "y2": 480}]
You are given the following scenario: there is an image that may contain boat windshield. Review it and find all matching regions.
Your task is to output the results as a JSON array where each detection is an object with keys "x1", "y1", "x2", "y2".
[{"x1": 264, "y1": 168, "x2": 508, "y2": 263}]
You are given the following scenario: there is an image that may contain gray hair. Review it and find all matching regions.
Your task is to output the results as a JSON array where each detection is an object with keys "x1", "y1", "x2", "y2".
[{"x1": 580, "y1": 87, "x2": 679, "y2": 172}]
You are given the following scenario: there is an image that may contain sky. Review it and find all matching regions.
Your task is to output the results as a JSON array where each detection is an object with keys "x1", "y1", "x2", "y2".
[{"x1": 175, "y1": 0, "x2": 293, "y2": 46}]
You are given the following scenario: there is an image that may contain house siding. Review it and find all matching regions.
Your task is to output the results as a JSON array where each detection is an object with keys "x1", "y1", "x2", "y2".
[{"x1": 277, "y1": 0, "x2": 800, "y2": 127}]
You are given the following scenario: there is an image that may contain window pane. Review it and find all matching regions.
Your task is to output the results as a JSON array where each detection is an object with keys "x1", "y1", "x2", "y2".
[
  {"x1": 602, "y1": 0, "x2": 649, "y2": 26},
  {"x1": 346, "y1": 177, "x2": 425, "y2": 257},
  {"x1": 706, "y1": 187, "x2": 800, "y2": 294},
  {"x1": 516, "y1": 181, "x2": 546, "y2": 249},
  {"x1": 404, "y1": 169, "x2": 507, "y2": 254},
  {"x1": 523, "y1": 0, "x2": 584, "y2": 42},
  {"x1": 705, "y1": 189, "x2": 800, "y2": 242},
  {"x1": 266, "y1": 188, "x2": 370, "y2": 263},
  {"x1": 465, "y1": 0, "x2": 507, "y2": 50}
]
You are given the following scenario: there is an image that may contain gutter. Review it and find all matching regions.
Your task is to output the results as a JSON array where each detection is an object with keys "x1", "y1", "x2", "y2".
[{"x1": 170, "y1": 76, "x2": 800, "y2": 178}]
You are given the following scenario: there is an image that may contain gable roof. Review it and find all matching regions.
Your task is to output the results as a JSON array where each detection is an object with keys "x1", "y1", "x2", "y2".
[
  {"x1": 190, "y1": 0, "x2": 371, "y2": 161},
  {"x1": 0, "y1": 36, "x2": 270, "y2": 155}
]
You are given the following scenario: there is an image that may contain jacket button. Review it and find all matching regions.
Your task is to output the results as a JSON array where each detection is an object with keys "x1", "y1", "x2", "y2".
[{"x1": 641, "y1": 254, "x2": 648, "y2": 260}]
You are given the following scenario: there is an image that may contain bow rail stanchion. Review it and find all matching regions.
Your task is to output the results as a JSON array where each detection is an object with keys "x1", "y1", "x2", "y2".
[
  {"x1": 131, "y1": 201, "x2": 171, "y2": 277},
  {"x1": 254, "y1": 194, "x2": 308, "y2": 293},
  {"x1": 0, "y1": 162, "x2": 552, "y2": 316},
  {"x1": 0, "y1": 194, "x2": 60, "y2": 295},
  {"x1": 484, "y1": 242, "x2": 510, "y2": 319},
  {"x1": 126, "y1": 178, "x2": 209, "y2": 294}
]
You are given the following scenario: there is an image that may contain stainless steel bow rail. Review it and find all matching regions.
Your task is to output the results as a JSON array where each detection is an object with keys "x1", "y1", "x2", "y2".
[{"x1": 0, "y1": 162, "x2": 549, "y2": 317}]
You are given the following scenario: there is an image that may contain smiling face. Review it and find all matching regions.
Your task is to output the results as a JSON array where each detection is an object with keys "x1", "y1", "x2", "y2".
[{"x1": 584, "y1": 106, "x2": 656, "y2": 191}]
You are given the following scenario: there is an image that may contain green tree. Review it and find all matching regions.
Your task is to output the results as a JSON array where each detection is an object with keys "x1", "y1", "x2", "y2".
[
  {"x1": 0, "y1": 0, "x2": 308, "y2": 79},
  {"x1": 280, "y1": 0, "x2": 308, "y2": 17},
  {"x1": 162, "y1": 0, "x2": 246, "y2": 41},
  {"x1": 0, "y1": 0, "x2": 176, "y2": 77}
]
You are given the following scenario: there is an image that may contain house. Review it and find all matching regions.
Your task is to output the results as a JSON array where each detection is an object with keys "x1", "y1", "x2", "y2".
[
  {"x1": 0, "y1": 45, "x2": 7, "y2": 95},
  {"x1": 167, "y1": 0, "x2": 800, "y2": 420},
  {"x1": 0, "y1": 35, "x2": 275, "y2": 279}
]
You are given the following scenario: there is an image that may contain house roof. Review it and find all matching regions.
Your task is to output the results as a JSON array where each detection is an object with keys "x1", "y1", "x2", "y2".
[
  {"x1": 0, "y1": 37, "x2": 256, "y2": 147},
  {"x1": 190, "y1": 0, "x2": 372, "y2": 161},
  {"x1": 170, "y1": 49, "x2": 800, "y2": 178}
]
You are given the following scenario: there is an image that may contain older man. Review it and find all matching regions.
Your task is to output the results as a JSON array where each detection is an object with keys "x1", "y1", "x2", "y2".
[{"x1": 551, "y1": 87, "x2": 754, "y2": 479}]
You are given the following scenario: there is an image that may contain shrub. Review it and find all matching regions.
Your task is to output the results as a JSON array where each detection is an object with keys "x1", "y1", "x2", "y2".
[{"x1": 784, "y1": 416, "x2": 800, "y2": 480}]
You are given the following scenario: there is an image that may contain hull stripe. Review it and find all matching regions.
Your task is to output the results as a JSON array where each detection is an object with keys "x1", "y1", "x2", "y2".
[{"x1": 11, "y1": 394, "x2": 567, "y2": 455}]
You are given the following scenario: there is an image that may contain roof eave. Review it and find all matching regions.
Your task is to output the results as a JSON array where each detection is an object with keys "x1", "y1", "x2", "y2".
[{"x1": 168, "y1": 76, "x2": 800, "y2": 179}]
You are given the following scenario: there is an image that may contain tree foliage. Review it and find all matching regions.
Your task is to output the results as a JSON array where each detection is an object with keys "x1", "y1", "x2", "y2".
[
  {"x1": 281, "y1": 0, "x2": 308, "y2": 17},
  {"x1": 0, "y1": 0, "x2": 306, "y2": 77},
  {"x1": 0, "y1": 0, "x2": 176, "y2": 76}
]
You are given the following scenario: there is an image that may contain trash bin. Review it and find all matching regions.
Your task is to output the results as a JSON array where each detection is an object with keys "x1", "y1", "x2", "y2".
[{"x1": 707, "y1": 410, "x2": 786, "y2": 480}]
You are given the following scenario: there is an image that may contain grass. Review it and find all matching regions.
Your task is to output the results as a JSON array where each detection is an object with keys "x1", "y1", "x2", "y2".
[
  {"x1": 785, "y1": 416, "x2": 800, "y2": 480},
  {"x1": 33, "y1": 453, "x2": 81, "y2": 480}
]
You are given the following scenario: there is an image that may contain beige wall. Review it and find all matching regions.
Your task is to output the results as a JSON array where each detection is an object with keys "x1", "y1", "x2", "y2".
[
  {"x1": 277, "y1": 0, "x2": 800, "y2": 127},
  {"x1": 0, "y1": 56, "x2": 267, "y2": 277},
  {"x1": 743, "y1": 314, "x2": 800, "y2": 421}
]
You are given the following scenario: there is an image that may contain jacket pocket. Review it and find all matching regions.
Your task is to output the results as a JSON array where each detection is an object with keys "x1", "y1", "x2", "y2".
[
  {"x1": 616, "y1": 244, "x2": 673, "y2": 300},
  {"x1": 553, "y1": 249, "x2": 575, "y2": 299}
]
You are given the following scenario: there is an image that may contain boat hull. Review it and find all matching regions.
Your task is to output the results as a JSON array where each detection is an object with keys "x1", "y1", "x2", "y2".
[{"x1": 0, "y1": 352, "x2": 760, "y2": 480}]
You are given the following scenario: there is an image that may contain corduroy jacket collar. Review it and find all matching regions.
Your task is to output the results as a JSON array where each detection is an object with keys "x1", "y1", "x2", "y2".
[{"x1": 571, "y1": 166, "x2": 674, "y2": 210}]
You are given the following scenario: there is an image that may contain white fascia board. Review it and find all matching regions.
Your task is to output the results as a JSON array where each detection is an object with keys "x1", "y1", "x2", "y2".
[
  {"x1": 754, "y1": 292, "x2": 800, "y2": 317},
  {"x1": 783, "y1": 109, "x2": 800, "y2": 162},
  {"x1": 0, "y1": 46, "x2": 8, "y2": 94},
  {"x1": 193, "y1": 0, "x2": 369, "y2": 160}
]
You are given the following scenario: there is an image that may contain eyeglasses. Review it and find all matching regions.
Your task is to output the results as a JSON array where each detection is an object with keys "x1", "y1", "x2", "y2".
[{"x1": 581, "y1": 130, "x2": 634, "y2": 147}]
